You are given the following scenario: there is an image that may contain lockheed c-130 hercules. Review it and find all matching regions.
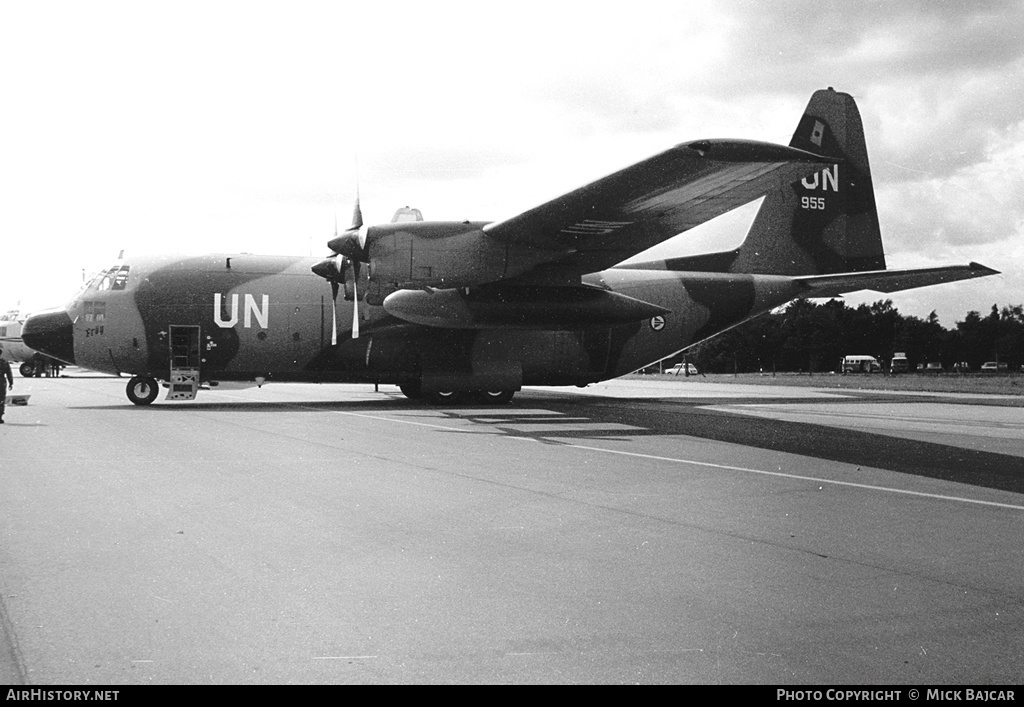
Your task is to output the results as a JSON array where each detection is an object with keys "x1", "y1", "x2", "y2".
[{"x1": 24, "y1": 89, "x2": 997, "y2": 405}]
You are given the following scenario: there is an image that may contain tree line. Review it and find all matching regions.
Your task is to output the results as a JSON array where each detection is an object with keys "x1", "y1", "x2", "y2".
[{"x1": 686, "y1": 300, "x2": 1024, "y2": 374}]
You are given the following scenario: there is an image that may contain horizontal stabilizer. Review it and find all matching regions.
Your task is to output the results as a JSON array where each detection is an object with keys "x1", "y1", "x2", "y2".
[{"x1": 796, "y1": 262, "x2": 999, "y2": 298}]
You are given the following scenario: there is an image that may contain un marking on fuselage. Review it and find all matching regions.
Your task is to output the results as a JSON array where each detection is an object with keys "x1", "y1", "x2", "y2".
[
  {"x1": 800, "y1": 164, "x2": 838, "y2": 210},
  {"x1": 214, "y1": 293, "x2": 270, "y2": 329}
]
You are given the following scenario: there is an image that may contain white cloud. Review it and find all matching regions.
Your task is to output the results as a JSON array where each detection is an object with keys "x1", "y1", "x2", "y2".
[{"x1": 877, "y1": 120, "x2": 1024, "y2": 252}]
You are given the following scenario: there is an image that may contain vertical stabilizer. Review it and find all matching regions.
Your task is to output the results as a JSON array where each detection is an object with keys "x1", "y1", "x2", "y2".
[{"x1": 730, "y1": 88, "x2": 885, "y2": 275}]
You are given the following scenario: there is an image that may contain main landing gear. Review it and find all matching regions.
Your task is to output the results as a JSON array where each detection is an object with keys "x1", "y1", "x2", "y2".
[
  {"x1": 479, "y1": 389, "x2": 515, "y2": 404},
  {"x1": 426, "y1": 389, "x2": 462, "y2": 405},
  {"x1": 398, "y1": 380, "x2": 516, "y2": 405},
  {"x1": 126, "y1": 376, "x2": 159, "y2": 406}
]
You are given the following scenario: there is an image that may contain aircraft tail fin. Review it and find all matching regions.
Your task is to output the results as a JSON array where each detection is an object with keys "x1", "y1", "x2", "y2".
[
  {"x1": 733, "y1": 87, "x2": 885, "y2": 275},
  {"x1": 650, "y1": 88, "x2": 886, "y2": 276}
]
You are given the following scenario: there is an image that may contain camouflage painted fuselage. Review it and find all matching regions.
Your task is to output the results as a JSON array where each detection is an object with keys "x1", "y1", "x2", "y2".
[{"x1": 65, "y1": 252, "x2": 802, "y2": 389}]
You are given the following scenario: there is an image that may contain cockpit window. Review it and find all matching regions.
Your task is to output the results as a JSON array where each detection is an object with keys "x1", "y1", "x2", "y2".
[
  {"x1": 84, "y1": 265, "x2": 130, "y2": 292},
  {"x1": 111, "y1": 265, "x2": 130, "y2": 290},
  {"x1": 85, "y1": 270, "x2": 108, "y2": 291}
]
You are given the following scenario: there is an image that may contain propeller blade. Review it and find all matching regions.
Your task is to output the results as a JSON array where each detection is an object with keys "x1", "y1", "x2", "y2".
[
  {"x1": 350, "y1": 260, "x2": 363, "y2": 339},
  {"x1": 330, "y1": 280, "x2": 339, "y2": 346},
  {"x1": 351, "y1": 273, "x2": 359, "y2": 340},
  {"x1": 350, "y1": 194, "x2": 363, "y2": 230}
]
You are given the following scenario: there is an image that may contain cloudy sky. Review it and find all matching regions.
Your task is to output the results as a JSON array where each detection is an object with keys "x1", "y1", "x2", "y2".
[{"x1": 2, "y1": 0, "x2": 1022, "y2": 325}]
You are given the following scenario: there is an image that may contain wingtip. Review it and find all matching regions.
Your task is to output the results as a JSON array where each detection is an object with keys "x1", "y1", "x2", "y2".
[{"x1": 969, "y1": 261, "x2": 1000, "y2": 275}]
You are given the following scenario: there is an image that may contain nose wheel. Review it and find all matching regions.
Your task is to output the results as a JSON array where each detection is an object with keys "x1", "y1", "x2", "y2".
[{"x1": 126, "y1": 376, "x2": 159, "y2": 406}]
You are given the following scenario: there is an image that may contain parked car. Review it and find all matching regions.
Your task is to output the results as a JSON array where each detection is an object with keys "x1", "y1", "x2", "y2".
[
  {"x1": 924, "y1": 362, "x2": 943, "y2": 373},
  {"x1": 667, "y1": 363, "x2": 699, "y2": 376},
  {"x1": 952, "y1": 362, "x2": 970, "y2": 372},
  {"x1": 890, "y1": 353, "x2": 909, "y2": 373},
  {"x1": 981, "y1": 361, "x2": 1009, "y2": 372}
]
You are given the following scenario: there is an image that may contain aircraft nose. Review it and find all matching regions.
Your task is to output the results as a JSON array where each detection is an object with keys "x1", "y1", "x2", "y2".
[{"x1": 22, "y1": 309, "x2": 76, "y2": 365}]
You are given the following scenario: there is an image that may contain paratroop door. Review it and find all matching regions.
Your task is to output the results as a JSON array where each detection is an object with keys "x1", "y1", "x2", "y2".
[{"x1": 167, "y1": 325, "x2": 200, "y2": 401}]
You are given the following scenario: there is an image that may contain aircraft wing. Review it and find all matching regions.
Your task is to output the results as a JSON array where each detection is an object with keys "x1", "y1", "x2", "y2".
[
  {"x1": 483, "y1": 139, "x2": 835, "y2": 280},
  {"x1": 795, "y1": 263, "x2": 999, "y2": 299}
]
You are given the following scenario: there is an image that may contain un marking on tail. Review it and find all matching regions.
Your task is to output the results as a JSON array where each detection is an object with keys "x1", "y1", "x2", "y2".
[{"x1": 800, "y1": 164, "x2": 839, "y2": 192}]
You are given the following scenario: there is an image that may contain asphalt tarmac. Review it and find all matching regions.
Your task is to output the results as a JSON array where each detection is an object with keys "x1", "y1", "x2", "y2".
[{"x1": 2, "y1": 373, "x2": 1022, "y2": 684}]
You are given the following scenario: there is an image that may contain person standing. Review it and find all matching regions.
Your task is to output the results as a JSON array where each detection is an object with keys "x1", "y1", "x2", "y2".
[{"x1": 0, "y1": 344, "x2": 13, "y2": 424}]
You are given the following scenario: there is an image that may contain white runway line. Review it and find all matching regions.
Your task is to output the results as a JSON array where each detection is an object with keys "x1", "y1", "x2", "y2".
[
  {"x1": 565, "y1": 444, "x2": 1024, "y2": 511},
  {"x1": 312, "y1": 655, "x2": 378, "y2": 660}
]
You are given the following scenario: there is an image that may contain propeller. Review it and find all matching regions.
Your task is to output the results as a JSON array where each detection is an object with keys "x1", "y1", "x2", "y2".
[
  {"x1": 312, "y1": 195, "x2": 369, "y2": 341},
  {"x1": 311, "y1": 251, "x2": 344, "y2": 345},
  {"x1": 329, "y1": 197, "x2": 368, "y2": 264},
  {"x1": 332, "y1": 196, "x2": 369, "y2": 339}
]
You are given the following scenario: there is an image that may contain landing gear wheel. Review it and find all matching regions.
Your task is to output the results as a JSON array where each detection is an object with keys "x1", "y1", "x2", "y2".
[
  {"x1": 126, "y1": 376, "x2": 159, "y2": 406},
  {"x1": 425, "y1": 390, "x2": 462, "y2": 406},
  {"x1": 19, "y1": 362, "x2": 35, "y2": 378},
  {"x1": 480, "y1": 389, "x2": 515, "y2": 404},
  {"x1": 399, "y1": 381, "x2": 423, "y2": 400}
]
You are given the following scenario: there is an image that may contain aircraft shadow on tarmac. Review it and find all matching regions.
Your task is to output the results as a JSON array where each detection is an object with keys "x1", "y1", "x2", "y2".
[
  {"x1": 452, "y1": 393, "x2": 1024, "y2": 496},
  {"x1": 71, "y1": 390, "x2": 1024, "y2": 495}
]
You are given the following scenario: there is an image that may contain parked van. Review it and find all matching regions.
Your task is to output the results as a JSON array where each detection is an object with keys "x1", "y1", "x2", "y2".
[
  {"x1": 890, "y1": 352, "x2": 909, "y2": 373},
  {"x1": 842, "y1": 355, "x2": 882, "y2": 373}
]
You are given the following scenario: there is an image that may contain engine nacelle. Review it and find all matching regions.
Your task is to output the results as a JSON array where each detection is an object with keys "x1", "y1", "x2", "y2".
[{"x1": 365, "y1": 221, "x2": 548, "y2": 289}]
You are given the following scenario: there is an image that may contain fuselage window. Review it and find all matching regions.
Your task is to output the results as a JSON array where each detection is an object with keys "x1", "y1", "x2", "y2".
[{"x1": 82, "y1": 301, "x2": 106, "y2": 322}]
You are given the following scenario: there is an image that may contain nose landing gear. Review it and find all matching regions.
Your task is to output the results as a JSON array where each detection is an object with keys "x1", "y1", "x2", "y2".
[{"x1": 126, "y1": 376, "x2": 159, "y2": 406}]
